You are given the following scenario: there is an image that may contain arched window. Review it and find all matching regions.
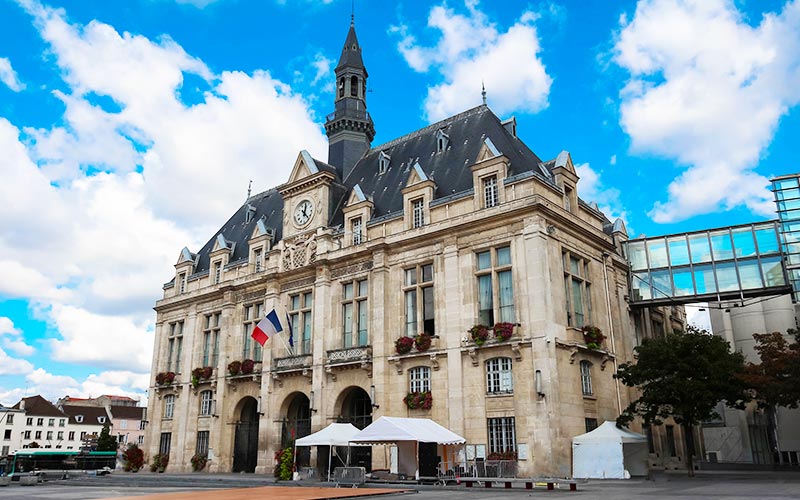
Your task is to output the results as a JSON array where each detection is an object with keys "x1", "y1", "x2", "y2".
[
  {"x1": 164, "y1": 394, "x2": 175, "y2": 419},
  {"x1": 338, "y1": 77, "x2": 345, "y2": 98},
  {"x1": 409, "y1": 366, "x2": 431, "y2": 393},
  {"x1": 350, "y1": 75, "x2": 359, "y2": 97},
  {"x1": 486, "y1": 357, "x2": 513, "y2": 394},
  {"x1": 580, "y1": 360, "x2": 593, "y2": 396},
  {"x1": 199, "y1": 390, "x2": 214, "y2": 416}
]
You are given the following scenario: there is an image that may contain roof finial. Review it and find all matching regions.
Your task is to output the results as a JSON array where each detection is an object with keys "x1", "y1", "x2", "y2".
[
  {"x1": 247, "y1": 179, "x2": 252, "y2": 199},
  {"x1": 481, "y1": 81, "x2": 487, "y2": 105},
  {"x1": 351, "y1": 0, "x2": 355, "y2": 26}
]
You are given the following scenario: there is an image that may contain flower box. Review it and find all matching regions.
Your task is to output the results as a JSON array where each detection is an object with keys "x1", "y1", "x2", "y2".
[
  {"x1": 395, "y1": 336, "x2": 414, "y2": 355},
  {"x1": 403, "y1": 391, "x2": 432, "y2": 410},
  {"x1": 469, "y1": 325, "x2": 490, "y2": 346},
  {"x1": 191, "y1": 367, "x2": 214, "y2": 388},
  {"x1": 581, "y1": 325, "x2": 606, "y2": 349},
  {"x1": 414, "y1": 333, "x2": 432, "y2": 352},
  {"x1": 155, "y1": 371, "x2": 176, "y2": 386},
  {"x1": 493, "y1": 322, "x2": 514, "y2": 341}
]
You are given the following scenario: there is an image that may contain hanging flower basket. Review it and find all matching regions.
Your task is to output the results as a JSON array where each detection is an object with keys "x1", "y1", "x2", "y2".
[
  {"x1": 227, "y1": 360, "x2": 242, "y2": 376},
  {"x1": 201, "y1": 366, "x2": 213, "y2": 379},
  {"x1": 241, "y1": 359, "x2": 255, "y2": 374},
  {"x1": 414, "y1": 333, "x2": 432, "y2": 352},
  {"x1": 469, "y1": 325, "x2": 490, "y2": 346},
  {"x1": 493, "y1": 322, "x2": 514, "y2": 341},
  {"x1": 190, "y1": 453, "x2": 208, "y2": 472},
  {"x1": 581, "y1": 325, "x2": 606, "y2": 349},
  {"x1": 395, "y1": 336, "x2": 414, "y2": 355},
  {"x1": 191, "y1": 367, "x2": 214, "y2": 388},
  {"x1": 155, "y1": 372, "x2": 176, "y2": 386},
  {"x1": 403, "y1": 391, "x2": 432, "y2": 410}
]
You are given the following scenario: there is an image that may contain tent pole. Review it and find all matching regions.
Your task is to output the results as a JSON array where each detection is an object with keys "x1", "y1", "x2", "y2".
[
  {"x1": 328, "y1": 445, "x2": 332, "y2": 482},
  {"x1": 292, "y1": 446, "x2": 298, "y2": 480}
]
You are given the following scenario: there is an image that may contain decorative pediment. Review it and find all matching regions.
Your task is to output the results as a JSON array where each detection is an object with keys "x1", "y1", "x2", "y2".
[
  {"x1": 347, "y1": 184, "x2": 369, "y2": 206},
  {"x1": 251, "y1": 219, "x2": 274, "y2": 240},
  {"x1": 612, "y1": 218, "x2": 628, "y2": 237},
  {"x1": 554, "y1": 150, "x2": 576, "y2": 175},
  {"x1": 176, "y1": 247, "x2": 196, "y2": 266},
  {"x1": 281, "y1": 233, "x2": 318, "y2": 271},
  {"x1": 476, "y1": 137, "x2": 502, "y2": 163},
  {"x1": 406, "y1": 162, "x2": 432, "y2": 188},
  {"x1": 287, "y1": 150, "x2": 320, "y2": 184},
  {"x1": 211, "y1": 234, "x2": 234, "y2": 254}
]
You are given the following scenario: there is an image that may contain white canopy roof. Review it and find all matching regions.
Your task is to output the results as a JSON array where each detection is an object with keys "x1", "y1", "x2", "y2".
[
  {"x1": 295, "y1": 423, "x2": 361, "y2": 447},
  {"x1": 572, "y1": 421, "x2": 647, "y2": 444},
  {"x1": 349, "y1": 416, "x2": 466, "y2": 445}
]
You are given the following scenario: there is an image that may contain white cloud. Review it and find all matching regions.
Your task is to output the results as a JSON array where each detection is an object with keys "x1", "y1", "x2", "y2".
[
  {"x1": 0, "y1": 317, "x2": 22, "y2": 336},
  {"x1": 392, "y1": 1, "x2": 552, "y2": 122},
  {"x1": 0, "y1": 348, "x2": 34, "y2": 375},
  {"x1": 575, "y1": 162, "x2": 628, "y2": 227},
  {"x1": 173, "y1": 0, "x2": 221, "y2": 7},
  {"x1": 0, "y1": 57, "x2": 25, "y2": 91},
  {"x1": 613, "y1": 0, "x2": 800, "y2": 222},
  {"x1": 610, "y1": 154, "x2": 617, "y2": 165}
]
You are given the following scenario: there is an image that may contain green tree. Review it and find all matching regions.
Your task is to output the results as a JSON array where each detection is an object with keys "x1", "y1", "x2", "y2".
[
  {"x1": 96, "y1": 422, "x2": 117, "y2": 452},
  {"x1": 615, "y1": 325, "x2": 750, "y2": 476},
  {"x1": 739, "y1": 329, "x2": 800, "y2": 463}
]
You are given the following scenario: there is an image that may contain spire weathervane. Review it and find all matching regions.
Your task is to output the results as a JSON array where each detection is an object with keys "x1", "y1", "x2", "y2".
[
  {"x1": 247, "y1": 179, "x2": 252, "y2": 199},
  {"x1": 482, "y1": 81, "x2": 487, "y2": 105},
  {"x1": 351, "y1": 0, "x2": 354, "y2": 25}
]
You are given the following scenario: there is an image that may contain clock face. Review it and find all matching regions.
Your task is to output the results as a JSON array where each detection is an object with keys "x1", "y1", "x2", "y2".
[{"x1": 294, "y1": 199, "x2": 314, "y2": 227}]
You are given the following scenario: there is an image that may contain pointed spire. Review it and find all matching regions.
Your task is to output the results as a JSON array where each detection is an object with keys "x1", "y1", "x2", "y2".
[
  {"x1": 482, "y1": 81, "x2": 487, "y2": 105},
  {"x1": 337, "y1": 21, "x2": 365, "y2": 72}
]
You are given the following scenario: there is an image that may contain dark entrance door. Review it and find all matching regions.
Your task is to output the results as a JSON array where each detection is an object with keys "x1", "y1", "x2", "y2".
[
  {"x1": 282, "y1": 394, "x2": 312, "y2": 467},
  {"x1": 338, "y1": 387, "x2": 372, "y2": 471},
  {"x1": 418, "y1": 442, "x2": 438, "y2": 477},
  {"x1": 232, "y1": 398, "x2": 259, "y2": 473}
]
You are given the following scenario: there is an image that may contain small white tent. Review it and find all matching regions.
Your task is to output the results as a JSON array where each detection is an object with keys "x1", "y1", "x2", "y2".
[
  {"x1": 572, "y1": 421, "x2": 648, "y2": 479},
  {"x1": 349, "y1": 416, "x2": 465, "y2": 480},
  {"x1": 294, "y1": 423, "x2": 361, "y2": 480}
]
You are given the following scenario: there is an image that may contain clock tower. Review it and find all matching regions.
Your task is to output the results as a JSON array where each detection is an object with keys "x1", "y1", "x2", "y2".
[{"x1": 324, "y1": 18, "x2": 375, "y2": 181}]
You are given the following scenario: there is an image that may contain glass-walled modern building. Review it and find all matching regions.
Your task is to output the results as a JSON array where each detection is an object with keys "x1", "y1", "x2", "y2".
[
  {"x1": 771, "y1": 174, "x2": 800, "y2": 299},
  {"x1": 624, "y1": 222, "x2": 789, "y2": 306}
]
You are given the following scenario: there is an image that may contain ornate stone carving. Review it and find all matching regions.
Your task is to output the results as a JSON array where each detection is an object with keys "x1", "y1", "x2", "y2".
[
  {"x1": 330, "y1": 260, "x2": 373, "y2": 279},
  {"x1": 282, "y1": 233, "x2": 318, "y2": 271}
]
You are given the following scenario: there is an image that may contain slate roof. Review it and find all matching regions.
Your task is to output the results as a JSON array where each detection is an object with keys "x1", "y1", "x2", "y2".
[
  {"x1": 61, "y1": 405, "x2": 112, "y2": 426},
  {"x1": 110, "y1": 405, "x2": 145, "y2": 420},
  {"x1": 336, "y1": 22, "x2": 365, "y2": 73},
  {"x1": 13, "y1": 395, "x2": 64, "y2": 417}
]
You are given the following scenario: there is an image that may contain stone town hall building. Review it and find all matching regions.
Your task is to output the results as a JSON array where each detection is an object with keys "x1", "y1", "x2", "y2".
[{"x1": 145, "y1": 21, "x2": 682, "y2": 476}]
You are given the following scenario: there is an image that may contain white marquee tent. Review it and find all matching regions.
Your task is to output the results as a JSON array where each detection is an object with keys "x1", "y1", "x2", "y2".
[
  {"x1": 293, "y1": 423, "x2": 361, "y2": 480},
  {"x1": 349, "y1": 416, "x2": 466, "y2": 480},
  {"x1": 572, "y1": 421, "x2": 649, "y2": 479}
]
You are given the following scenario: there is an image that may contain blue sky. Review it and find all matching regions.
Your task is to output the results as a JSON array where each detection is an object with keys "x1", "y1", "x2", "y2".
[{"x1": 1, "y1": 0, "x2": 800, "y2": 405}]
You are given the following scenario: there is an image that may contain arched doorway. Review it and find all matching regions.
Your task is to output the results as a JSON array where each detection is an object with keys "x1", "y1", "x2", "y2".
[
  {"x1": 281, "y1": 393, "x2": 312, "y2": 467},
  {"x1": 232, "y1": 397, "x2": 259, "y2": 473},
  {"x1": 336, "y1": 386, "x2": 373, "y2": 471}
]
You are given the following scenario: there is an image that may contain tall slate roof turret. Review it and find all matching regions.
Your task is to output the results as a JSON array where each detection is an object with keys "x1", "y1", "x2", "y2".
[{"x1": 325, "y1": 18, "x2": 375, "y2": 181}]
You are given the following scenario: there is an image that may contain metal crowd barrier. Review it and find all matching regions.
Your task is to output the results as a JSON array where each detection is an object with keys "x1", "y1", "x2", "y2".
[
  {"x1": 437, "y1": 459, "x2": 519, "y2": 482},
  {"x1": 333, "y1": 466, "x2": 366, "y2": 488}
]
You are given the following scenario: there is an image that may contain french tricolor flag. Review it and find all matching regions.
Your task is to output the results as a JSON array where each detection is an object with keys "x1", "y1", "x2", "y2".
[{"x1": 251, "y1": 309, "x2": 283, "y2": 346}]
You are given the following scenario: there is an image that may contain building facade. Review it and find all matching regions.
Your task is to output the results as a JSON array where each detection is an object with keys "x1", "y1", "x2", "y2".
[{"x1": 145, "y1": 22, "x2": 676, "y2": 477}]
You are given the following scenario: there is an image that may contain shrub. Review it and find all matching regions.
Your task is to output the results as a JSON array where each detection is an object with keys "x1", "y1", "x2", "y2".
[
  {"x1": 414, "y1": 333, "x2": 432, "y2": 352},
  {"x1": 227, "y1": 360, "x2": 242, "y2": 376},
  {"x1": 190, "y1": 453, "x2": 208, "y2": 472},
  {"x1": 469, "y1": 325, "x2": 490, "y2": 346},
  {"x1": 395, "y1": 336, "x2": 414, "y2": 354},
  {"x1": 403, "y1": 391, "x2": 433, "y2": 410},
  {"x1": 241, "y1": 359, "x2": 255, "y2": 374},
  {"x1": 122, "y1": 443, "x2": 144, "y2": 472},
  {"x1": 150, "y1": 453, "x2": 169, "y2": 473},
  {"x1": 581, "y1": 325, "x2": 606, "y2": 349},
  {"x1": 273, "y1": 447, "x2": 294, "y2": 480},
  {"x1": 493, "y1": 322, "x2": 514, "y2": 341}
]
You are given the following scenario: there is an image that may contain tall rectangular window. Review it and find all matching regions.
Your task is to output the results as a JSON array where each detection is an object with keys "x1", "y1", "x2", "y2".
[
  {"x1": 164, "y1": 394, "x2": 175, "y2": 419},
  {"x1": 24, "y1": 430, "x2": 31, "y2": 439},
  {"x1": 563, "y1": 251, "x2": 592, "y2": 328},
  {"x1": 159, "y1": 432, "x2": 172, "y2": 456},
  {"x1": 243, "y1": 303, "x2": 264, "y2": 361},
  {"x1": 202, "y1": 312, "x2": 221, "y2": 367},
  {"x1": 486, "y1": 357, "x2": 513, "y2": 394},
  {"x1": 487, "y1": 417, "x2": 516, "y2": 454},
  {"x1": 26, "y1": 417, "x2": 32, "y2": 426},
  {"x1": 5, "y1": 415, "x2": 12, "y2": 424},
  {"x1": 580, "y1": 360, "x2": 593, "y2": 396},
  {"x1": 196, "y1": 430, "x2": 210, "y2": 457},
  {"x1": 352, "y1": 217, "x2": 363, "y2": 245},
  {"x1": 68, "y1": 431, "x2": 74, "y2": 441},
  {"x1": 412, "y1": 198, "x2": 425, "y2": 228},
  {"x1": 178, "y1": 272, "x2": 186, "y2": 294},
  {"x1": 483, "y1": 175, "x2": 498, "y2": 208},
  {"x1": 213, "y1": 261, "x2": 222, "y2": 284},
  {"x1": 585, "y1": 418, "x2": 598, "y2": 432},
  {"x1": 475, "y1": 246, "x2": 515, "y2": 326},
  {"x1": 199, "y1": 390, "x2": 213, "y2": 416},
  {"x1": 342, "y1": 279, "x2": 368, "y2": 347},
  {"x1": 167, "y1": 321, "x2": 184, "y2": 372},
  {"x1": 254, "y1": 248, "x2": 263, "y2": 272},
  {"x1": 289, "y1": 291, "x2": 313, "y2": 354},
  {"x1": 409, "y1": 366, "x2": 431, "y2": 393},
  {"x1": 403, "y1": 264, "x2": 435, "y2": 337}
]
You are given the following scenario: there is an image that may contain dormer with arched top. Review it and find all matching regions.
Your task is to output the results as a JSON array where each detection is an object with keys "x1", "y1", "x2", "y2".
[
  {"x1": 402, "y1": 162, "x2": 436, "y2": 229},
  {"x1": 435, "y1": 129, "x2": 450, "y2": 153}
]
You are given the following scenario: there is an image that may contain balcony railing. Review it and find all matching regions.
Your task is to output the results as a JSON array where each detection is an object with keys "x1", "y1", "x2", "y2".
[
  {"x1": 272, "y1": 353, "x2": 312, "y2": 374},
  {"x1": 324, "y1": 346, "x2": 372, "y2": 380}
]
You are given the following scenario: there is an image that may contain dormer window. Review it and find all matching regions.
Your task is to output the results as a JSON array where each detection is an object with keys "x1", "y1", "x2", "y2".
[
  {"x1": 245, "y1": 204, "x2": 256, "y2": 224},
  {"x1": 483, "y1": 175, "x2": 498, "y2": 208},
  {"x1": 98, "y1": 416, "x2": 106, "y2": 424},
  {"x1": 379, "y1": 151, "x2": 390, "y2": 174},
  {"x1": 564, "y1": 186, "x2": 574, "y2": 213},
  {"x1": 213, "y1": 261, "x2": 222, "y2": 284},
  {"x1": 254, "y1": 248, "x2": 263, "y2": 272},
  {"x1": 352, "y1": 217, "x2": 363, "y2": 245},
  {"x1": 436, "y1": 129, "x2": 450, "y2": 153},
  {"x1": 412, "y1": 198, "x2": 425, "y2": 228},
  {"x1": 76, "y1": 415, "x2": 83, "y2": 423}
]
